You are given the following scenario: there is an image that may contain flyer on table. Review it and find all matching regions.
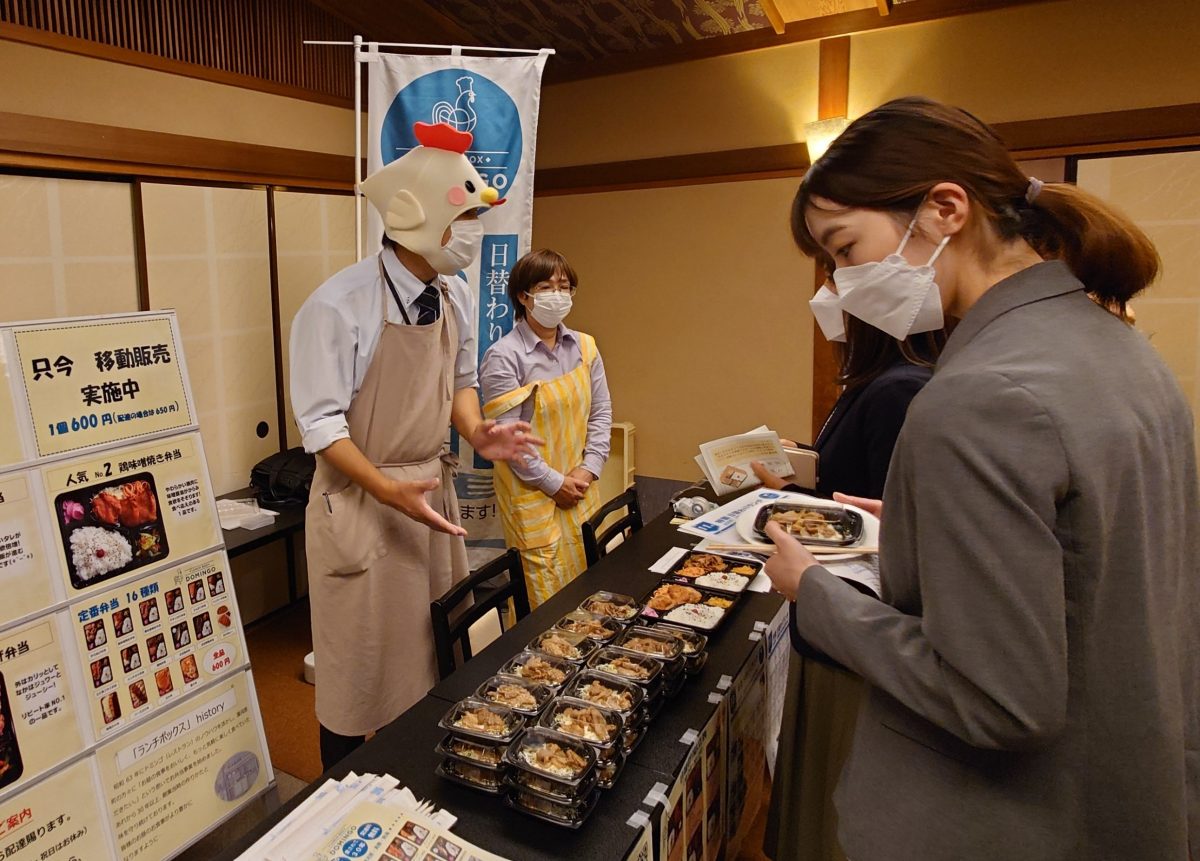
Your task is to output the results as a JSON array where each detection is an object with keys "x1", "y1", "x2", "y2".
[
  {"x1": 0, "y1": 757, "x2": 115, "y2": 860},
  {"x1": 0, "y1": 472, "x2": 58, "y2": 629},
  {"x1": 69, "y1": 551, "x2": 245, "y2": 738},
  {"x1": 9, "y1": 314, "x2": 194, "y2": 460},
  {"x1": 0, "y1": 614, "x2": 87, "y2": 799},
  {"x1": 96, "y1": 671, "x2": 271, "y2": 861},
  {"x1": 42, "y1": 432, "x2": 221, "y2": 599},
  {"x1": 314, "y1": 803, "x2": 511, "y2": 861}
]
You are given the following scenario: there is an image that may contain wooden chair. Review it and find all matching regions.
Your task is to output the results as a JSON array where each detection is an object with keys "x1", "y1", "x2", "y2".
[
  {"x1": 582, "y1": 486, "x2": 644, "y2": 567},
  {"x1": 430, "y1": 548, "x2": 531, "y2": 680}
]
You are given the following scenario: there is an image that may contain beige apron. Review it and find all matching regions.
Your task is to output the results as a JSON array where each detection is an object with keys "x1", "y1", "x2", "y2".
[{"x1": 306, "y1": 260, "x2": 469, "y2": 736}]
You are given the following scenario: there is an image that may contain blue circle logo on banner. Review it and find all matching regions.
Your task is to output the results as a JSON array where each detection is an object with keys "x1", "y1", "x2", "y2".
[
  {"x1": 382, "y1": 69, "x2": 523, "y2": 194},
  {"x1": 341, "y1": 839, "x2": 368, "y2": 857},
  {"x1": 356, "y1": 822, "x2": 383, "y2": 840}
]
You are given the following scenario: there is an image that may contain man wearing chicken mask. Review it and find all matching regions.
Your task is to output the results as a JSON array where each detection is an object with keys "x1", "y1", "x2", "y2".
[{"x1": 290, "y1": 121, "x2": 542, "y2": 769}]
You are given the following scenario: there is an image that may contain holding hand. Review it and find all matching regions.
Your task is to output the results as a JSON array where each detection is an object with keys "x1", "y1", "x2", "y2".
[
  {"x1": 553, "y1": 473, "x2": 589, "y2": 509},
  {"x1": 750, "y1": 460, "x2": 787, "y2": 490},
  {"x1": 373, "y1": 476, "x2": 467, "y2": 537},
  {"x1": 762, "y1": 520, "x2": 820, "y2": 600},
  {"x1": 833, "y1": 492, "x2": 883, "y2": 520},
  {"x1": 471, "y1": 419, "x2": 545, "y2": 463}
]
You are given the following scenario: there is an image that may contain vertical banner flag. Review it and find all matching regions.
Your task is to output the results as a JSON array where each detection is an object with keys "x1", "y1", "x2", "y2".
[{"x1": 368, "y1": 50, "x2": 548, "y2": 566}]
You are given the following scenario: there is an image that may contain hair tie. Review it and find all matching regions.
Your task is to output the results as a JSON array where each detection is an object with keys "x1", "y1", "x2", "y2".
[{"x1": 1025, "y1": 176, "x2": 1044, "y2": 205}]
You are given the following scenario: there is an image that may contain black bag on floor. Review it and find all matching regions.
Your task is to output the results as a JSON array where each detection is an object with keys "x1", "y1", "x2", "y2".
[{"x1": 250, "y1": 447, "x2": 315, "y2": 507}]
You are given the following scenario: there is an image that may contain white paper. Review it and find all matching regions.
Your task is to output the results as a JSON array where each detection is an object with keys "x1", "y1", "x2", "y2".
[
  {"x1": 649, "y1": 546, "x2": 690, "y2": 574},
  {"x1": 698, "y1": 430, "x2": 793, "y2": 496}
]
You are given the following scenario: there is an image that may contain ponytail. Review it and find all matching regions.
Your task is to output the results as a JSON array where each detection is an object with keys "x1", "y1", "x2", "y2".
[
  {"x1": 793, "y1": 97, "x2": 1162, "y2": 311},
  {"x1": 1024, "y1": 182, "x2": 1160, "y2": 310}
]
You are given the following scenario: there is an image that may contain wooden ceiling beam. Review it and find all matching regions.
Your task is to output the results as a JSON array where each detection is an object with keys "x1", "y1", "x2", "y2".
[
  {"x1": 545, "y1": 0, "x2": 1055, "y2": 84},
  {"x1": 307, "y1": 0, "x2": 479, "y2": 46},
  {"x1": 759, "y1": 0, "x2": 788, "y2": 35}
]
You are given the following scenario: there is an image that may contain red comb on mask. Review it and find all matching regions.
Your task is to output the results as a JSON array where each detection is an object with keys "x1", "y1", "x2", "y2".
[{"x1": 413, "y1": 122, "x2": 473, "y2": 154}]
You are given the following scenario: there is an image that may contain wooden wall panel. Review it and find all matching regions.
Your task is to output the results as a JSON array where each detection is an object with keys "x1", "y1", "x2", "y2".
[{"x1": 0, "y1": 0, "x2": 354, "y2": 104}]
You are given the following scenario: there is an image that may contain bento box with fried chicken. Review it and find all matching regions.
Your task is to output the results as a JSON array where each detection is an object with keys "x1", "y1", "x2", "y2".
[
  {"x1": 55, "y1": 473, "x2": 169, "y2": 589},
  {"x1": 661, "y1": 551, "x2": 760, "y2": 594},
  {"x1": 639, "y1": 582, "x2": 742, "y2": 632}
]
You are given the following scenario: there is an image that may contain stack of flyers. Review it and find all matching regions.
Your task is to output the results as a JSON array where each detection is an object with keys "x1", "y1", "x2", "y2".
[{"x1": 235, "y1": 771, "x2": 504, "y2": 861}]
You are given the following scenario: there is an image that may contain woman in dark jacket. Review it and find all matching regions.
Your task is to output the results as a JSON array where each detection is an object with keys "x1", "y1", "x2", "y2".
[{"x1": 761, "y1": 296, "x2": 944, "y2": 861}]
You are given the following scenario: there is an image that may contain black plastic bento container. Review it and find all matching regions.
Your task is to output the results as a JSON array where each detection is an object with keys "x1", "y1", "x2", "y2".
[
  {"x1": 577, "y1": 591, "x2": 640, "y2": 622},
  {"x1": 505, "y1": 726, "x2": 599, "y2": 814},
  {"x1": 437, "y1": 697, "x2": 525, "y2": 745},
  {"x1": 538, "y1": 697, "x2": 625, "y2": 764},
  {"x1": 586, "y1": 647, "x2": 664, "y2": 704},
  {"x1": 752, "y1": 501, "x2": 864, "y2": 546},
  {"x1": 555, "y1": 610, "x2": 625, "y2": 644},
  {"x1": 639, "y1": 583, "x2": 740, "y2": 632},
  {"x1": 654, "y1": 624, "x2": 709, "y2": 675},
  {"x1": 498, "y1": 650, "x2": 578, "y2": 694},
  {"x1": 474, "y1": 675, "x2": 554, "y2": 717},
  {"x1": 562, "y1": 670, "x2": 647, "y2": 728},
  {"x1": 664, "y1": 550, "x2": 761, "y2": 594},
  {"x1": 527, "y1": 629, "x2": 599, "y2": 665}
]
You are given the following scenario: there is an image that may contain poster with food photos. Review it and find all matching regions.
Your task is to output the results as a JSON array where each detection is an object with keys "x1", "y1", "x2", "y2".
[
  {"x1": 41, "y1": 432, "x2": 220, "y2": 596},
  {"x1": 68, "y1": 552, "x2": 246, "y2": 737},
  {"x1": 0, "y1": 311, "x2": 270, "y2": 860},
  {"x1": 701, "y1": 698, "x2": 728, "y2": 861},
  {"x1": 0, "y1": 614, "x2": 86, "y2": 797}
]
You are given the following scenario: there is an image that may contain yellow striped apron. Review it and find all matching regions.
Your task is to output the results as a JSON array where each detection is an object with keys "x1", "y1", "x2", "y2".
[{"x1": 483, "y1": 333, "x2": 601, "y2": 607}]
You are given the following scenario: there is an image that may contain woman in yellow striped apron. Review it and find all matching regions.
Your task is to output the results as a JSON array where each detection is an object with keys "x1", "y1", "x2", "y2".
[{"x1": 480, "y1": 250, "x2": 613, "y2": 606}]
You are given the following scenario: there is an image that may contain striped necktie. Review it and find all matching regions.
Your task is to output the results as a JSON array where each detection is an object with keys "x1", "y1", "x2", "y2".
[{"x1": 415, "y1": 283, "x2": 441, "y2": 325}]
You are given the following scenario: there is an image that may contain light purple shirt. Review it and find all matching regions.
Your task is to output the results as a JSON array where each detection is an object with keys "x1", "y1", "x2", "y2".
[{"x1": 479, "y1": 319, "x2": 612, "y2": 495}]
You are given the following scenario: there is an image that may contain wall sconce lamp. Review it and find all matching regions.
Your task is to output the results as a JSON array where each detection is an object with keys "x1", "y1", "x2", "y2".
[{"x1": 805, "y1": 116, "x2": 850, "y2": 163}]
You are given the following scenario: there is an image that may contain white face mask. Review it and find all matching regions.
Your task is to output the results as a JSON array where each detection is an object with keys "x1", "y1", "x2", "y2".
[
  {"x1": 832, "y1": 215, "x2": 950, "y2": 341},
  {"x1": 424, "y1": 218, "x2": 484, "y2": 275},
  {"x1": 528, "y1": 291, "x2": 573, "y2": 328},
  {"x1": 808, "y1": 283, "x2": 846, "y2": 343}
]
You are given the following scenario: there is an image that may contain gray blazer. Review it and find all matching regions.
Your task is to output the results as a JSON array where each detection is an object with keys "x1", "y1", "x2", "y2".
[{"x1": 793, "y1": 261, "x2": 1199, "y2": 861}]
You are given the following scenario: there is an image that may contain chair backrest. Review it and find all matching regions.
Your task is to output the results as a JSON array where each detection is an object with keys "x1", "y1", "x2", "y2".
[
  {"x1": 430, "y1": 548, "x2": 531, "y2": 680},
  {"x1": 582, "y1": 486, "x2": 643, "y2": 567}
]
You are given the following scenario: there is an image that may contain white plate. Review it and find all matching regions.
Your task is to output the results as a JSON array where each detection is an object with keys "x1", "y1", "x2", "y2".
[{"x1": 734, "y1": 491, "x2": 880, "y2": 557}]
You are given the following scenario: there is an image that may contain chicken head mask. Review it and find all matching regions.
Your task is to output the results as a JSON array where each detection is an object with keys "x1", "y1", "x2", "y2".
[{"x1": 360, "y1": 121, "x2": 504, "y2": 275}]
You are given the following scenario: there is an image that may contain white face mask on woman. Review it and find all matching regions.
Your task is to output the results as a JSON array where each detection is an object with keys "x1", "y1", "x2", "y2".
[
  {"x1": 808, "y1": 283, "x2": 847, "y2": 342},
  {"x1": 528, "y1": 291, "x2": 573, "y2": 328},
  {"x1": 832, "y1": 214, "x2": 950, "y2": 341}
]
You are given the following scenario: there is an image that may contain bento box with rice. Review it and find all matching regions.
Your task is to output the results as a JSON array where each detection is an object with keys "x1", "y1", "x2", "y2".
[
  {"x1": 474, "y1": 675, "x2": 553, "y2": 717},
  {"x1": 504, "y1": 726, "x2": 599, "y2": 823},
  {"x1": 55, "y1": 473, "x2": 169, "y2": 590},
  {"x1": 527, "y1": 630, "x2": 598, "y2": 665},
  {"x1": 498, "y1": 651, "x2": 578, "y2": 694}
]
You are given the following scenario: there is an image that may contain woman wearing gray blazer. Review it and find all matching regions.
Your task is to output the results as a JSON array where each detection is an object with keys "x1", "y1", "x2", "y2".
[{"x1": 765, "y1": 97, "x2": 1198, "y2": 861}]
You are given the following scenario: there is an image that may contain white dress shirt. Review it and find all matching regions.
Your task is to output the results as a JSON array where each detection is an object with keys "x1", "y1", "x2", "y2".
[{"x1": 290, "y1": 247, "x2": 478, "y2": 454}]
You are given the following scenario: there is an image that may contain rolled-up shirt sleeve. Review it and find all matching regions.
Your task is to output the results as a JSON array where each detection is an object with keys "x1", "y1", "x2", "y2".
[
  {"x1": 479, "y1": 343, "x2": 563, "y2": 496},
  {"x1": 581, "y1": 349, "x2": 612, "y2": 479},
  {"x1": 290, "y1": 297, "x2": 357, "y2": 454}
]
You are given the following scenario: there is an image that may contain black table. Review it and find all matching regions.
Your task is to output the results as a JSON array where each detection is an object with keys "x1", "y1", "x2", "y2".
[
  {"x1": 218, "y1": 487, "x2": 306, "y2": 602},
  {"x1": 216, "y1": 507, "x2": 784, "y2": 861}
]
